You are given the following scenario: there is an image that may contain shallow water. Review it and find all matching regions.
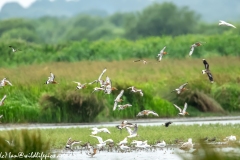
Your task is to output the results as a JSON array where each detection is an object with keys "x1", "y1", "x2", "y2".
[
  {"x1": 52, "y1": 146, "x2": 240, "y2": 160},
  {"x1": 1, "y1": 116, "x2": 240, "y2": 131}
]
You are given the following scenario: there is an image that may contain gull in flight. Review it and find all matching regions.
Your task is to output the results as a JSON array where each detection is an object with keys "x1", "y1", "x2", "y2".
[
  {"x1": 133, "y1": 59, "x2": 148, "y2": 64},
  {"x1": 179, "y1": 138, "x2": 193, "y2": 151},
  {"x1": 173, "y1": 102, "x2": 189, "y2": 116},
  {"x1": 202, "y1": 59, "x2": 214, "y2": 83},
  {"x1": 157, "y1": 46, "x2": 167, "y2": 62},
  {"x1": 136, "y1": 110, "x2": 159, "y2": 117},
  {"x1": 117, "y1": 104, "x2": 132, "y2": 110},
  {"x1": 73, "y1": 81, "x2": 87, "y2": 90},
  {"x1": 219, "y1": 20, "x2": 236, "y2": 28},
  {"x1": 189, "y1": 42, "x2": 204, "y2": 56},
  {"x1": 128, "y1": 86, "x2": 143, "y2": 96},
  {"x1": 90, "y1": 135, "x2": 113, "y2": 148},
  {"x1": 45, "y1": 72, "x2": 57, "y2": 84},
  {"x1": 90, "y1": 127, "x2": 111, "y2": 135},
  {"x1": 0, "y1": 78, "x2": 13, "y2": 87},
  {"x1": 171, "y1": 82, "x2": 188, "y2": 94},
  {"x1": 113, "y1": 90, "x2": 124, "y2": 110},
  {"x1": 65, "y1": 137, "x2": 81, "y2": 151},
  {"x1": 126, "y1": 124, "x2": 138, "y2": 138},
  {"x1": 88, "y1": 68, "x2": 107, "y2": 87},
  {"x1": 9, "y1": 46, "x2": 21, "y2": 53},
  {"x1": 0, "y1": 95, "x2": 7, "y2": 106}
]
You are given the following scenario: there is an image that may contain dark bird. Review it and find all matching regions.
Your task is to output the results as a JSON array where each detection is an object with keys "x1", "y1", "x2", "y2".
[
  {"x1": 164, "y1": 121, "x2": 172, "y2": 127},
  {"x1": 202, "y1": 59, "x2": 214, "y2": 83}
]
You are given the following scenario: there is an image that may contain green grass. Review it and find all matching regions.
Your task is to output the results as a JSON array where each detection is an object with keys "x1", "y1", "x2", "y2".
[
  {"x1": 0, "y1": 124, "x2": 239, "y2": 149},
  {"x1": 0, "y1": 56, "x2": 239, "y2": 123}
]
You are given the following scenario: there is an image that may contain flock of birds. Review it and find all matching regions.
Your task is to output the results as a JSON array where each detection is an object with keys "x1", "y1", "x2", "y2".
[{"x1": 0, "y1": 20, "x2": 238, "y2": 157}]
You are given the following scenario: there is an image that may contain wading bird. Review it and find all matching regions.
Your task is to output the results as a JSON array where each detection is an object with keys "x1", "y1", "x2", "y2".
[
  {"x1": 219, "y1": 20, "x2": 236, "y2": 28},
  {"x1": 202, "y1": 59, "x2": 214, "y2": 83},
  {"x1": 179, "y1": 138, "x2": 193, "y2": 151},
  {"x1": 173, "y1": 102, "x2": 189, "y2": 116},
  {"x1": 86, "y1": 146, "x2": 97, "y2": 157},
  {"x1": 164, "y1": 121, "x2": 172, "y2": 127}
]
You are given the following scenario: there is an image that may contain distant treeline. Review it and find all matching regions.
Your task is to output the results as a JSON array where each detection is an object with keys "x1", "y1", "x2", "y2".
[{"x1": 0, "y1": 2, "x2": 239, "y2": 45}]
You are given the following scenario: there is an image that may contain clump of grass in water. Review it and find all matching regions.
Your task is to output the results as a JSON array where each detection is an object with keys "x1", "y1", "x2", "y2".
[
  {"x1": 179, "y1": 140, "x2": 240, "y2": 160},
  {"x1": 0, "y1": 129, "x2": 51, "y2": 160}
]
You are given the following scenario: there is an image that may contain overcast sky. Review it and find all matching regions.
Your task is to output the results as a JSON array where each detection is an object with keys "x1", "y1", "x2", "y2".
[{"x1": 0, "y1": 0, "x2": 36, "y2": 10}]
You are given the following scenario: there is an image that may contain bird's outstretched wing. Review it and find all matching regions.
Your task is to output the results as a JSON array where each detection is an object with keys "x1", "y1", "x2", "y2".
[
  {"x1": 98, "y1": 68, "x2": 107, "y2": 81},
  {"x1": 179, "y1": 82, "x2": 188, "y2": 90},
  {"x1": 183, "y1": 103, "x2": 188, "y2": 113},
  {"x1": 189, "y1": 46, "x2": 194, "y2": 56},
  {"x1": 173, "y1": 104, "x2": 182, "y2": 112},
  {"x1": 207, "y1": 72, "x2": 214, "y2": 83},
  {"x1": 90, "y1": 135, "x2": 103, "y2": 144},
  {"x1": 202, "y1": 59, "x2": 209, "y2": 69}
]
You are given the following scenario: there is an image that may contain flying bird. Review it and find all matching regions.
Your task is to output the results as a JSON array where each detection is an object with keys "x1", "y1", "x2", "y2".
[
  {"x1": 9, "y1": 46, "x2": 21, "y2": 53},
  {"x1": 171, "y1": 82, "x2": 188, "y2": 94},
  {"x1": 189, "y1": 42, "x2": 204, "y2": 56},
  {"x1": 126, "y1": 124, "x2": 138, "y2": 138},
  {"x1": 0, "y1": 95, "x2": 7, "y2": 106},
  {"x1": 202, "y1": 59, "x2": 214, "y2": 83},
  {"x1": 90, "y1": 127, "x2": 111, "y2": 135},
  {"x1": 45, "y1": 72, "x2": 57, "y2": 84},
  {"x1": 113, "y1": 90, "x2": 124, "y2": 110},
  {"x1": 136, "y1": 110, "x2": 159, "y2": 117},
  {"x1": 164, "y1": 121, "x2": 172, "y2": 127},
  {"x1": 90, "y1": 135, "x2": 113, "y2": 148},
  {"x1": 133, "y1": 59, "x2": 148, "y2": 64},
  {"x1": 157, "y1": 46, "x2": 167, "y2": 62},
  {"x1": 65, "y1": 137, "x2": 81, "y2": 151},
  {"x1": 117, "y1": 104, "x2": 132, "y2": 110},
  {"x1": 128, "y1": 86, "x2": 143, "y2": 96},
  {"x1": 73, "y1": 81, "x2": 87, "y2": 90},
  {"x1": 173, "y1": 102, "x2": 189, "y2": 116},
  {"x1": 88, "y1": 68, "x2": 107, "y2": 87},
  {"x1": 0, "y1": 78, "x2": 13, "y2": 87},
  {"x1": 219, "y1": 20, "x2": 236, "y2": 28}
]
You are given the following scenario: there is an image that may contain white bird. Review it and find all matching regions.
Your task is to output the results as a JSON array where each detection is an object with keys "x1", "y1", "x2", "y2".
[
  {"x1": 0, "y1": 78, "x2": 13, "y2": 87},
  {"x1": 104, "y1": 76, "x2": 118, "y2": 94},
  {"x1": 119, "y1": 144, "x2": 130, "y2": 151},
  {"x1": 0, "y1": 95, "x2": 7, "y2": 106},
  {"x1": 9, "y1": 46, "x2": 21, "y2": 53},
  {"x1": 89, "y1": 68, "x2": 107, "y2": 86},
  {"x1": 136, "y1": 110, "x2": 159, "y2": 117},
  {"x1": 173, "y1": 102, "x2": 189, "y2": 116},
  {"x1": 179, "y1": 138, "x2": 193, "y2": 151},
  {"x1": 126, "y1": 124, "x2": 138, "y2": 138},
  {"x1": 154, "y1": 140, "x2": 166, "y2": 148},
  {"x1": 45, "y1": 72, "x2": 57, "y2": 84},
  {"x1": 117, "y1": 104, "x2": 132, "y2": 110},
  {"x1": 90, "y1": 135, "x2": 113, "y2": 148},
  {"x1": 219, "y1": 20, "x2": 236, "y2": 28},
  {"x1": 65, "y1": 137, "x2": 81, "y2": 151},
  {"x1": 157, "y1": 46, "x2": 167, "y2": 62},
  {"x1": 73, "y1": 81, "x2": 87, "y2": 90},
  {"x1": 86, "y1": 146, "x2": 98, "y2": 157},
  {"x1": 90, "y1": 127, "x2": 111, "y2": 135},
  {"x1": 113, "y1": 90, "x2": 124, "y2": 111},
  {"x1": 224, "y1": 135, "x2": 237, "y2": 141},
  {"x1": 128, "y1": 86, "x2": 143, "y2": 96},
  {"x1": 171, "y1": 82, "x2": 188, "y2": 94},
  {"x1": 117, "y1": 137, "x2": 128, "y2": 145},
  {"x1": 189, "y1": 42, "x2": 203, "y2": 56}
]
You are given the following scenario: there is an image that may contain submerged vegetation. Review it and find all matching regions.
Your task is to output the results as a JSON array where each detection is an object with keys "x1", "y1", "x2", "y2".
[{"x1": 0, "y1": 57, "x2": 239, "y2": 123}]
